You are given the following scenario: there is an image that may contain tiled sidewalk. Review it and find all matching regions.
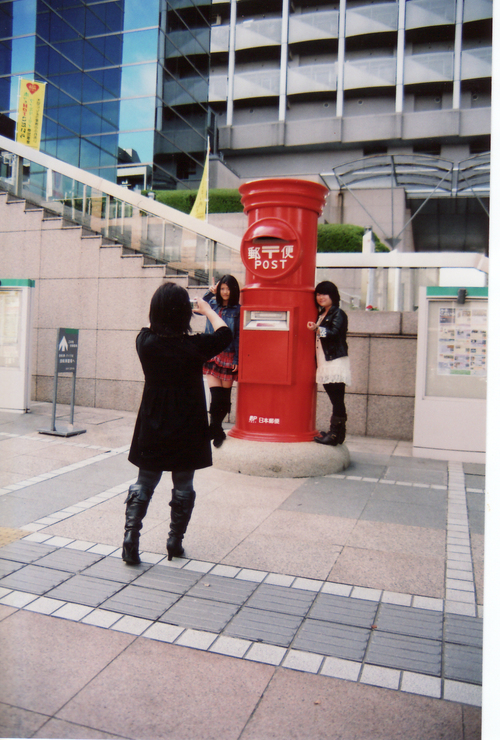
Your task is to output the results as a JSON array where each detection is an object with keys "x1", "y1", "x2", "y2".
[
  {"x1": 0, "y1": 466, "x2": 483, "y2": 708},
  {"x1": 0, "y1": 404, "x2": 485, "y2": 740}
]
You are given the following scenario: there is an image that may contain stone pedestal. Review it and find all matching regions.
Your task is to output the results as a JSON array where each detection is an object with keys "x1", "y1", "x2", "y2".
[{"x1": 212, "y1": 437, "x2": 349, "y2": 478}]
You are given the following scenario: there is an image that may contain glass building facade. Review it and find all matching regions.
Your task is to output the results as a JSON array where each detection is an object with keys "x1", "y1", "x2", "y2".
[{"x1": 0, "y1": 0, "x2": 213, "y2": 189}]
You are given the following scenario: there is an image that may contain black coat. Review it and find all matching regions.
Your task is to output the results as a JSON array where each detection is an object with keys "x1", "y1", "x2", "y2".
[
  {"x1": 317, "y1": 306, "x2": 349, "y2": 361},
  {"x1": 128, "y1": 326, "x2": 232, "y2": 472}
]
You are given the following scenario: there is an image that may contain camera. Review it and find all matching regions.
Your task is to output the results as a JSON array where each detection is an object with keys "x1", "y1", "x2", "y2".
[{"x1": 189, "y1": 298, "x2": 198, "y2": 309}]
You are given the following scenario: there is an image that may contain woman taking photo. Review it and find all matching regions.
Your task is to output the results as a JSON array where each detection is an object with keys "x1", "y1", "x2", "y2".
[
  {"x1": 202, "y1": 274, "x2": 241, "y2": 447},
  {"x1": 307, "y1": 280, "x2": 351, "y2": 446},
  {"x1": 123, "y1": 282, "x2": 232, "y2": 565}
]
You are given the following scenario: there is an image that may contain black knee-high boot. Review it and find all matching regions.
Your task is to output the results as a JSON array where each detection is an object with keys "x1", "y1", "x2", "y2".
[
  {"x1": 209, "y1": 387, "x2": 232, "y2": 448},
  {"x1": 166, "y1": 488, "x2": 196, "y2": 560},
  {"x1": 122, "y1": 484, "x2": 155, "y2": 564}
]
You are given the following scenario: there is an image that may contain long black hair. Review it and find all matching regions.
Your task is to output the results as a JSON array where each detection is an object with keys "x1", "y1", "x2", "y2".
[
  {"x1": 149, "y1": 282, "x2": 192, "y2": 336},
  {"x1": 314, "y1": 281, "x2": 340, "y2": 311},
  {"x1": 216, "y1": 274, "x2": 240, "y2": 306}
]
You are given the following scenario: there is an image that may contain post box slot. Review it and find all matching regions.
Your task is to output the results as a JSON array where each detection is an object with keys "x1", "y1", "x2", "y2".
[{"x1": 244, "y1": 310, "x2": 289, "y2": 331}]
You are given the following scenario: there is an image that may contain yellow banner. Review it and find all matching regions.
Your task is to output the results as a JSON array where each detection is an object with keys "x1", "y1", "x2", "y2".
[
  {"x1": 16, "y1": 79, "x2": 46, "y2": 150},
  {"x1": 190, "y1": 145, "x2": 210, "y2": 220}
]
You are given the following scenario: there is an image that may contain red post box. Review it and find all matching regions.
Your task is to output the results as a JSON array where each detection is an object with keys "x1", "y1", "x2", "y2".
[{"x1": 229, "y1": 178, "x2": 329, "y2": 443}]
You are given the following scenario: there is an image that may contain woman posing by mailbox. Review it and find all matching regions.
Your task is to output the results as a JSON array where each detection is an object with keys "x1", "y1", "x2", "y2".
[
  {"x1": 202, "y1": 275, "x2": 241, "y2": 448},
  {"x1": 124, "y1": 283, "x2": 232, "y2": 565},
  {"x1": 307, "y1": 280, "x2": 351, "y2": 446}
]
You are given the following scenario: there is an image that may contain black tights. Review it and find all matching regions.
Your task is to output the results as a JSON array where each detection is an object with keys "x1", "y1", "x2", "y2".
[
  {"x1": 137, "y1": 469, "x2": 195, "y2": 493},
  {"x1": 323, "y1": 383, "x2": 346, "y2": 418}
]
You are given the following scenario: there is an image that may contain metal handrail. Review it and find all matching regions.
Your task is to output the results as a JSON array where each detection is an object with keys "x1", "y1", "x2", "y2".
[{"x1": 0, "y1": 134, "x2": 242, "y2": 285}]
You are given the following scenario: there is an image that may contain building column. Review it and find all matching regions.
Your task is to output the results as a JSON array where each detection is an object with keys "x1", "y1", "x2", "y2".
[
  {"x1": 226, "y1": 0, "x2": 237, "y2": 126},
  {"x1": 395, "y1": 0, "x2": 406, "y2": 114},
  {"x1": 336, "y1": 0, "x2": 346, "y2": 119},
  {"x1": 279, "y1": 0, "x2": 290, "y2": 122},
  {"x1": 453, "y1": 0, "x2": 464, "y2": 110}
]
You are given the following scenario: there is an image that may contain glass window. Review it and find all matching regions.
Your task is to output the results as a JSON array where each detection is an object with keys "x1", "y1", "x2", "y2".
[
  {"x1": 120, "y1": 63, "x2": 156, "y2": 97},
  {"x1": 103, "y1": 67, "x2": 122, "y2": 97},
  {"x1": 81, "y1": 105, "x2": 103, "y2": 134},
  {"x1": 11, "y1": 35, "x2": 35, "y2": 74},
  {"x1": 0, "y1": 40, "x2": 12, "y2": 75},
  {"x1": 81, "y1": 73, "x2": 106, "y2": 103},
  {"x1": 83, "y1": 40, "x2": 104, "y2": 69},
  {"x1": 12, "y1": 0, "x2": 36, "y2": 36},
  {"x1": 79, "y1": 136, "x2": 102, "y2": 168},
  {"x1": 123, "y1": 30, "x2": 158, "y2": 64},
  {"x1": 119, "y1": 96, "x2": 155, "y2": 130},
  {"x1": 104, "y1": 33, "x2": 123, "y2": 65},
  {"x1": 124, "y1": 0, "x2": 160, "y2": 31},
  {"x1": 118, "y1": 130, "x2": 154, "y2": 164},
  {"x1": 57, "y1": 105, "x2": 81, "y2": 132}
]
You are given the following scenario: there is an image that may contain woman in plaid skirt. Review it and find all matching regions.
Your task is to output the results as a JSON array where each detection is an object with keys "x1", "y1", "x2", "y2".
[{"x1": 202, "y1": 275, "x2": 241, "y2": 447}]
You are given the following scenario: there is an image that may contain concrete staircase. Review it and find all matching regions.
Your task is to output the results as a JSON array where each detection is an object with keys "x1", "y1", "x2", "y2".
[{"x1": 0, "y1": 189, "x2": 198, "y2": 412}]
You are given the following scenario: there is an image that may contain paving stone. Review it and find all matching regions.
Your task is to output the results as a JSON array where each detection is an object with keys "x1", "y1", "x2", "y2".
[
  {"x1": 375, "y1": 604, "x2": 443, "y2": 640},
  {"x1": 0, "y1": 540, "x2": 56, "y2": 563},
  {"x1": 282, "y1": 649, "x2": 323, "y2": 673},
  {"x1": 224, "y1": 606, "x2": 303, "y2": 647},
  {"x1": 46, "y1": 574, "x2": 125, "y2": 606},
  {"x1": 245, "y1": 643, "x2": 286, "y2": 665},
  {"x1": 80, "y1": 556, "x2": 151, "y2": 583},
  {"x1": 443, "y1": 679, "x2": 482, "y2": 707},
  {"x1": 160, "y1": 595, "x2": 238, "y2": 632},
  {"x1": 444, "y1": 614, "x2": 483, "y2": 648},
  {"x1": 0, "y1": 564, "x2": 72, "y2": 595},
  {"x1": 444, "y1": 643, "x2": 482, "y2": 684},
  {"x1": 361, "y1": 664, "x2": 400, "y2": 689},
  {"x1": 366, "y1": 631, "x2": 442, "y2": 676},
  {"x1": 101, "y1": 584, "x2": 180, "y2": 620},
  {"x1": 0, "y1": 558, "x2": 24, "y2": 578},
  {"x1": 245, "y1": 583, "x2": 315, "y2": 617},
  {"x1": 35, "y1": 548, "x2": 104, "y2": 573},
  {"x1": 320, "y1": 656, "x2": 361, "y2": 681},
  {"x1": 186, "y1": 573, "x2": 259, "y2": 605},
  {"x1": 309, "y1": 593, "x2": 378, "y2": 629},
  {"x1": 133, "y1": 563, "x2": 202, "y2": 593},
  {"x1": 293, "y1": 618, "x2": 370, "y2": 661}
]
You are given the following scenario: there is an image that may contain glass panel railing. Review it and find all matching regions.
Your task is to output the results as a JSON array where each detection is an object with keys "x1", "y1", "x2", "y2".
[{"x1": 0, "y1": 136, "x2": 243, "y2": 286}]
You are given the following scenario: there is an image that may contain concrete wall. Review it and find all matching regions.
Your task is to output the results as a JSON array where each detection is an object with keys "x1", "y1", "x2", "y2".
[{"x1": 0, "y1": 192, "x2": 418, "y2": 440}]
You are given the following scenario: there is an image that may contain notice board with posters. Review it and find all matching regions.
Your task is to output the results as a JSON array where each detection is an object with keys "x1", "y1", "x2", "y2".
[{"x1": 413, "y1": 287, "x2": 487, "y2": 462}]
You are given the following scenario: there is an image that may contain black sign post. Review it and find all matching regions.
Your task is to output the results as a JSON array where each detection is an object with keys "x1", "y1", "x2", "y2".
[{"x1": 39, "y1": 328, "x2": 86, "y2": 437}]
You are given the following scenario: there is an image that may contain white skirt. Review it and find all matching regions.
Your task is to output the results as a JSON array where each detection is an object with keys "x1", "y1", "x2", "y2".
[{"x1": 316, "y1": 338, "x2": 351, "y2": 385}]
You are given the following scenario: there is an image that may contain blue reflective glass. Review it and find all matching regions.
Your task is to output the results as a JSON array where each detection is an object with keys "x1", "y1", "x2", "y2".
[
  {"x1": 81, "y1": 74, "x2": 106, "y2": 103},
  {"x1": 104, "y1": 33, "x2": 123, "y2": 65},
  {"x1": 80, "y1": 136, "x2": 102, "y2": 168},
  {"x1": 11, "y1": 36, "x2": 35, "y2": 73},
  {"x1": 83, "y1": 41, "x2": 104, "y2": 69},
  {"x1": 0, "y1": 40, "x2": 12, "y2": 74},
  {"x1": 0, "y1": 5, "x2": 13, "y2": 40},
  {"x1": 103, "y1": 67, "x2": 122, "y2": 97},
  {"x1": 56, "y1": 136, "x2": 81, "y2": 165},
  {"x1": 0, "y1": 77, "x2": 10, "y2": 111},
  {"x1": 35, "y1": 40, "x2": 49, "y2": 75},
  {"x1": 123, "y1": 30, "x2": 158, "y2": 63},
  {"x1": 85, "y1": 8, "x2": 106, "y2": 36},
  {"x1": 81, "y1": 105, "x2": 103, "y2": 134},
  {"x1": 120, "y1": 63, "x2": 156, "y2": 97},
  {"x1": 124, "y1": 0, "x2": 160, "y2": 31},
  {"x1": 56, "y1": 105, "x2": 81, "y2": 132},
  {"x1": 12, "y1": 0, "x2": 36, "y2": 36},
  {"x1": 119, "y1": 96, "x2": 155, "y2": 130},
  {"x1": 59, "y1": 39, "x2": 84, "y2": 67},
  {"x1": 58, "y1": 73, "x2": 82, "y2": 98},
  {"x1": 118, "y1": 130, "x2": 154, "y2": 163}
]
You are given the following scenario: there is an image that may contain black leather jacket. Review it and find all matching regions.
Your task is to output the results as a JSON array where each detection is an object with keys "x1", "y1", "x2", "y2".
[{"x1": 317, "y1": 305, "x2": 349, "y2": 361}]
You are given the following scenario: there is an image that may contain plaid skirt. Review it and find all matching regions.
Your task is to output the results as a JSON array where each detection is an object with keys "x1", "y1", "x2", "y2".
[{"x1": 203, "y1": 351, "x2": 238, "y2": 382}]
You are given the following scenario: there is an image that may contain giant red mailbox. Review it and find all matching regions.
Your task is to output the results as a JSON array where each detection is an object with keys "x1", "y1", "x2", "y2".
[{"x1": 229, "y1": 178, "x2": 329, "y2": 443}]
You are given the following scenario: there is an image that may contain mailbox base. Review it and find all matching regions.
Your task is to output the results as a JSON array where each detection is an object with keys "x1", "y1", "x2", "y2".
[{"x1": 212, "y1": 437, "x2": 349, "y2": 478}]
